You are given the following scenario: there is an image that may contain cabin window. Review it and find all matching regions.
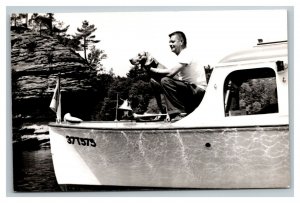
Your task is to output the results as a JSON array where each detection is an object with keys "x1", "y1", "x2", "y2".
[{"x1": 224, "y1": 68, "x2": 278, "y2": 116}]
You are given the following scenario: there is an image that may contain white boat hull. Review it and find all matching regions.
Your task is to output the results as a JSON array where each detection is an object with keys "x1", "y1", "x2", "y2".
[{"x1": 50, "y1": 122, "x2": 289, "y2": 189}]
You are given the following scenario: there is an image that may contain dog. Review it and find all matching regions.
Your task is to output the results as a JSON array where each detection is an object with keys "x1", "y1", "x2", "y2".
[
  {"x1": 129, "y1": 51, "x2": 161, "y2": 71},
  {"x1": 129, "y1": 52, "x2": 169, "y2": 121},
  {"x1": 129, "y1": 51, "x2": 169, "y2": 82}
]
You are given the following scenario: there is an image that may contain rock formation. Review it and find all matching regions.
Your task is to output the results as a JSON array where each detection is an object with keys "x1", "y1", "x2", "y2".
[{"x1": 11, "y1": 29, "x2": 98, "y2": 124}]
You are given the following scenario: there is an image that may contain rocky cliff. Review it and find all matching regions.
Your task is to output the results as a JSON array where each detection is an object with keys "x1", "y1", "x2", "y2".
[
  {"x1": 11, "y1": 30, "x2": 94, "y2": 98},
  {"x1": 11, "y1": 30, "x2": 100, "y2": 125}
]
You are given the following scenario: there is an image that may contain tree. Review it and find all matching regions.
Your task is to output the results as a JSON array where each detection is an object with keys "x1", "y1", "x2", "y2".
[
  {"x1": 87, "y1": 45, "x2": 107, "y2": 74},
  {"x1": 52, "y1": 24, "x2": 70, "y2": 36},
  {"x1": 11, "y1": 13, "x2": 28, "y2": 27},
  {"x1": 19, "y1": 13, "x2": 28, "y2": 27},
  {"x1": 29, "y1": 13, "x2": 55, "y2": 36},
  {"x1": 99, "y1": 68, "x2": 155, "y2": 120},
  {"x1": 99, "y1": 77, "x2": 130, "y2": 120},
  {"x1": 11, "y1": 14, "x2": 19, "y2": 27},
  {"x1": 127, "y1": 65, "x2": 150, "y2": 82},
  {"x1": 46, "y1": 13, "x2": 54, "y2": 35},
  {"x1": 128, "y1": 80, "x2": 152, "y2": 113},
  {"x1": 239, "y1": 78, "x2": 277, "y2": 114},
  {"x1": 108, "y1": 68, "x2": 115, "y2": 77},
  {"x1": 75, "y1": 20, "x2": 100, "y2": 61}
]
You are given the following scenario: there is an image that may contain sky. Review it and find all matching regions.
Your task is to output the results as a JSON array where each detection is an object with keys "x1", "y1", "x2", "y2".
[{"x1": 53, "y1": 10, "x2": 288, "y2": 77}]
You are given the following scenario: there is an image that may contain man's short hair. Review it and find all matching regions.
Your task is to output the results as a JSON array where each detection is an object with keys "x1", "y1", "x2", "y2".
[{"x1": 169, "y1": 31, "x2": 187, "y2": 48}]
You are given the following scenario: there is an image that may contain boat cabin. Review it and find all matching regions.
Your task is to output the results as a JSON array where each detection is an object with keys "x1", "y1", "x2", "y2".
[{"x1": 176, "y1": 40, "x2": 288, "y2": 127}]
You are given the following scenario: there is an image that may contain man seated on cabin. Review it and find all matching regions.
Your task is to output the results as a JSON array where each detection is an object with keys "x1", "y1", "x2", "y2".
[{"x1": 148, "y1": 31, "x2": 207, "y2": 122}]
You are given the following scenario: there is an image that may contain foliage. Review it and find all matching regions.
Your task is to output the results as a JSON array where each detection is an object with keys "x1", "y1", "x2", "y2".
[
  {"x1": 128, "y1": 80, "x2": 152, "y2": 113},
  {"x1": 25, "y1": 38, "x2": 37, "y2": 53},
  {"x1": 55, "y1": 35, "x2": 81, "y2": 50},
  {"x1": 88, "y1": 73, "x2": 115, "y2": 120},
  {"x1": 99, "y1": 77, "x2": 129, "y2": 120},
  {"x1": 75, "y1": 20, "x2": 100, "y2": 61},
  {"x1": 87, "y1": 45, "x2": 107, "y2": 74},
  {"x1": 126, "y1": 66, "x2": 150, "y2": 82},
  {"x1": 99, "y1": 65, "x2": 156, "y2": 120},
  {"x1": 11, "y1": 13, "x2": 28, "y2": 27},
  {"x1": 239, "y1": 78, "x2": 277, "y2": 114},
  {"x1": 29, "y1": 13, "x2": 53, "y2": 36},
  {"x1": 27, "y1": 13, "x2": 69, "y2": 37},
  {"x1": 52, "y1": 24, "x2": 70, "y2": 36},
  {"x1": 11, "y1": 13, "x2": 21, "y2": 27}
]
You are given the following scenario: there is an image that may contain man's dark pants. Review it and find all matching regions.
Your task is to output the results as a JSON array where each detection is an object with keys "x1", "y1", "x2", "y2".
[{"x1": 151, "y1": 77, "x2": 205, "y2": 116}]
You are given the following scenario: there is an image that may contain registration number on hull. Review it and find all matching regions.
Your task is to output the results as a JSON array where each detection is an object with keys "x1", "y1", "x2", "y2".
[{"x1": 66, "y1": 136, "x2": 97, "y2": 147}]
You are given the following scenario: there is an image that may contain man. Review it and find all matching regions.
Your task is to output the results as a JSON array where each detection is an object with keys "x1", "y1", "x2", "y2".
[{"x1": 149, "y1": 31, "x2": 207, "y2": 122}]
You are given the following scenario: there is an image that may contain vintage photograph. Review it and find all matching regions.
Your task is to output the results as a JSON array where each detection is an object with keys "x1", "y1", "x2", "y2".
[{"x1": 10, "y1": 9, "x2": 289, "y2": 192}]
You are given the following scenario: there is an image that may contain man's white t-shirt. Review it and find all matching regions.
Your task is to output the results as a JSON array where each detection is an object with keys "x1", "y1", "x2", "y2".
[{"x1": 177, "y1": 48, "x2": 207, "y2": 90}]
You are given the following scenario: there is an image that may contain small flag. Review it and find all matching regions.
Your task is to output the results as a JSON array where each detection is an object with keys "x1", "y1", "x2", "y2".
[{"x1": 50, "y1": 76, "x2": 61, "y2": 122}]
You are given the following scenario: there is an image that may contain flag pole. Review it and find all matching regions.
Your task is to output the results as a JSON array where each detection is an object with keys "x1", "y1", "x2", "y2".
[{"x1": 114, "y1": 93, "x2": 118, "y2": 121}]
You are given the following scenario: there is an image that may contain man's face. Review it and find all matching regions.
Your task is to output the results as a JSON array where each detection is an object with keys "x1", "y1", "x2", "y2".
[{"x1": 169, "y1": 34, "x2": 182, "y2": 55}]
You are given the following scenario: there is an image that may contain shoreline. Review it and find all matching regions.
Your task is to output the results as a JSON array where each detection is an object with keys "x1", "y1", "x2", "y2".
[{"x1": 13, "y1": 123, "x2": 50, "y2": 150}]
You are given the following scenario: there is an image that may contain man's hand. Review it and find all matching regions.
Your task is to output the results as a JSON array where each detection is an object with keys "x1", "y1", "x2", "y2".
[{"x1": 143, "y1": 57, "x2": 159, "y2": 71}]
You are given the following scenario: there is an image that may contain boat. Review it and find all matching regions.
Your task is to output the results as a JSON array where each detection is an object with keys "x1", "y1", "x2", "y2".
[{"x1": 49, "y1": 40, "x2": 289, "y2": 189}]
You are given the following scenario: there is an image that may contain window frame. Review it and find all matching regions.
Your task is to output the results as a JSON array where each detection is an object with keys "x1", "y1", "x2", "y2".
[{"x1": 223, "y1": 67, "x2": 278, "y2": 117}]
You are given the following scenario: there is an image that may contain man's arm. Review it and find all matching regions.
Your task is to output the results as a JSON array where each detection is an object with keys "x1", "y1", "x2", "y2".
[{"x1": 150, "y1": 63, "x2": 187, "y2": 77}]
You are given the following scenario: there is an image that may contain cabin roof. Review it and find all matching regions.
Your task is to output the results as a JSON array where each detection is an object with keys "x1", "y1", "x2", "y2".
[{"x1": 218, "y1": 41, "x2": 287, "y2": 64}]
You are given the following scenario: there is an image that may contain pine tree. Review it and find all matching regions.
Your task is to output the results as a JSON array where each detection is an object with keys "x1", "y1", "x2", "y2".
[
  {"x1": 75, "y1": 20, "x2": 100, "y2": 62},
  {"x1": 28, "y1": 13, "x2": 55, "y2": 36}
]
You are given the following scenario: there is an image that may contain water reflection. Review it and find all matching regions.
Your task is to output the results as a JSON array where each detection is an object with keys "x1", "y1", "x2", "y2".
[{"x1": 13, "y1": 148, "x2": 61, "y2": 192}]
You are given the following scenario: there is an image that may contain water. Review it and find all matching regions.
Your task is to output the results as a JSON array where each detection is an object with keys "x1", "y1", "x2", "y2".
[
  {"x1": 12, "y1": 147, "x2": 168, "y2": 192},
  {"x1": 13, "y1": 148, "x2": 61, "y2": 192}
]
